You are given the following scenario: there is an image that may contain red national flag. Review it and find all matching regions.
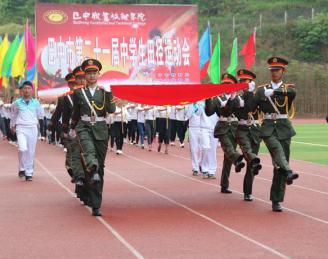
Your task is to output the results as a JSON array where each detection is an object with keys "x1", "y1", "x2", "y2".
[
  {"x1": 111, "y1": 83, "x2": 247, "y2": 106},
  {"x1": 240, "y1": 31, "x2": 256, "y2": 69}
]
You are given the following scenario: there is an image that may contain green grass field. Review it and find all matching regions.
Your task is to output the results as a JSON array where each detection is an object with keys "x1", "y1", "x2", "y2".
[{"x1": 259, "y1": 124, "x2": 328, "y2": 165}]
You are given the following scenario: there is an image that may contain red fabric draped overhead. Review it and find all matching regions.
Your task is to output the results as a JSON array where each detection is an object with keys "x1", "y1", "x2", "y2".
[{"x1": 111, "y1": 83, "x2": 248, "y2": 105}]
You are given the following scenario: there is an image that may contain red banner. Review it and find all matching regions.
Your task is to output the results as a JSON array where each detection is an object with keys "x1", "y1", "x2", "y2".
[
  {"x1": 111, "y1": 83, "x2": 248, "y2": 105},
  {"x1": 36, "y1": 3, "x2": 200, "y2": 99}
]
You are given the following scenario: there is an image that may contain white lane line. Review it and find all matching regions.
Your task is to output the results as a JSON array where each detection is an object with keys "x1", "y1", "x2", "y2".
[
  {"x1": 35, "y1": 158, "x2": 145, "y2": 259},
  {"x1": 105, "y1": 169, "x2": 290, "y2": 259},
  {"x1": 292, "y1": 141, "x2": 328, "y2": 147},
  {"x1": 168, "y1": 153, "x2": 328, "y2": 196},
  {"x1": 122, "y1": 153, "x2": 328, "y2": 225}
]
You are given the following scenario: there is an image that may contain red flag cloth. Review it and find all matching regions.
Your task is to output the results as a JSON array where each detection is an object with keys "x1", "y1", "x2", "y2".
[
  {"x1": 111, "y1": 83, "x2": 248, "y2": 105},
  {"x1": 200, "y1": 61, "x2": 210, "y2": 80},
  {"x1": 239, "y1": 32, "x2": 256, "y2": 69}
]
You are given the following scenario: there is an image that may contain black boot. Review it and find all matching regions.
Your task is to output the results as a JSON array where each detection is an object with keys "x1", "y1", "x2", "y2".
[
  {"x1": 221, "y1": 187, "x2": 232, "y2": 194},
  {"x1": 250, "y1": 158, "x2": 262, "y2": 176},
  {"x1": 92, "y1": 208, "x2": 102, "y2": 217},
  {"x1": 286, "y1": 171, "x2": 299, "y2": 185},
  {"x1": 272, "y1": 202, "x2": 283, "y2": 212},
  {"x1": 235, "y1": 155, "x2": 245, "y2": 173}
]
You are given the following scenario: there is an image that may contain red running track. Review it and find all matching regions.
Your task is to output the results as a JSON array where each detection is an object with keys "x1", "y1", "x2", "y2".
[{"x1": 0, "y1": 139, "x2": 327, "y2": 258}]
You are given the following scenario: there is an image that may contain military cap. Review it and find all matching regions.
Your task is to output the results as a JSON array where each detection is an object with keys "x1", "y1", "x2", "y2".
[
  {"x1": 81, "y1": 58, "x2": 102, "y2": 72},
  {"x1": 221, "y1": 73, "x2": 238, "y2": 84},
  {"x1": 237, "y1": 69, "x2": 256, "y2": 80},
  {"x1": 267, "y1": 56, "x2": 288, "y2": 69},
  {"x1": 73, "y1": 66, "x2": 85, "y2": 77},
  {"x1": 65, "y1": 73, "x2": 75, "y2": 83}
]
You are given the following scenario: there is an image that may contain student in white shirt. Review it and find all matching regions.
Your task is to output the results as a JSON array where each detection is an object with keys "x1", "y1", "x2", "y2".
[
  {"x1": 10, "y1": 81, "x2": 44, "y2": 181},
  {"x1": 186, "y1": 102, "x2": 202, "y2": 175}
]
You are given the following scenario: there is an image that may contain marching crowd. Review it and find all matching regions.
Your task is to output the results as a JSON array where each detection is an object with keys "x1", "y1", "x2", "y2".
[{"x1": 1, "y1": 56, "x2": 299, "y2": 216}]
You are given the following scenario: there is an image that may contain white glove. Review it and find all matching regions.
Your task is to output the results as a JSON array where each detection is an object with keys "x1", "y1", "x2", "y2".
[
  {"x1": 248, "y1": 81, "x2": 256, "y2": 92},
  {"x1": 230, "y1": 92, "x2": 237, "y2": 100},
  {"x1": 69, "y1": 129, "x2": 76, "y2": 139},
  {"x1": 225, "y1": 94, "x2": 231, "y2": 99},
  {"x1": 239, "y1": 99, "x2": 245, "y2": 108},
  {"x1": 221, "y1": 100, "x2": 228, "y2": 107},
  {"x1": 264, "y1": 89, "x2": 274, "y2": 97}
]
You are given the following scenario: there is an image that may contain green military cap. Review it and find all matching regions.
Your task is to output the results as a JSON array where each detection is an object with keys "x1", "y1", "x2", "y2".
[
  {"x1": 73, "y1": 66, "x2": 85, "y2": 77},
  {"x1": 81, "y1": 58, "x2": 102, "y2": 72},
  {"x1": 237, "y1": 69, "x2": 256, "y2": 80},
  {"x1": 267, "y1": 56, "x2": 288, "y2": 70},
  {"x1": 65, "y1": 73, "x2": 75, "y2": 83},
  {"x1": 221, "y1": 73, "x2": 238, "y2": 84}
]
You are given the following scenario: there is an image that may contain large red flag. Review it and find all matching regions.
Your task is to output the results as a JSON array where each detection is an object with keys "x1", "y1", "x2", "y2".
[
  {"x1": 240, "y1": 31, "x2": 256, "y2": 69},
  {"x1": 111, "y1": 83, "x2": 247, "y2": 105}
]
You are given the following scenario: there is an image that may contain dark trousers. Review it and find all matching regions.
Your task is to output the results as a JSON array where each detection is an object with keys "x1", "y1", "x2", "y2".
[
  {"x1": 145, "y1": 120, "x2": 155, "y2": 145},
  {"x1": 176, "y1": 120, "x2": 188, "y2": 144},
  {"x1": 137, "y1": 122, "x2": 145, "y2": 145},
  {"x1": 170, "y1": 119, "x2": 177, "y2": 142},
  {"x1": 110, "y1": 122, "x2": 126, "y2": 150},
  {"x1": 130, "y1": 119, "x2": 139, "y2": 144},
  {"x1": 158, "y1": 118, "x2": 170, "y2": 144}
]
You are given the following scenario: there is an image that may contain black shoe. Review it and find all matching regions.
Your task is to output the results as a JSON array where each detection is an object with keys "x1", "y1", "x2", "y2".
[
  {"x1": 286, "y1": 171, "x2": 299, "y2": 185},
  {"x1": 192, "y1": 170, "x2": 199, "y2": 176},
  {"x1": 92, "y1": 208, "x2": 102, "y2": 217},
  {"x1": 91, "y1": 172, "x2": 101, "y2": 184},
  {"x1": 76, "y1": 178, "x2": 84, "y2": 186},
  {"x1": 221, "y1": 188, "x2": 232, "y2": 194},
  {"x1": 235, "y1": 156, "x2": 245, "y2": 173},
  {"x1": 250, "y1": 158, "x2": 262, "y2": 176},
  {"x1": 18, "y1": 171, "x2": 25, "y2": 178},
  {"x1": 244, "y1": 194, "x2": 253, "y2": 201},
  {"x1": 272, "y1": 202, "x2": 283, "y2": 212},
  {"x1": 25, "y1": 176, "x2": 33, "y2": 181}
]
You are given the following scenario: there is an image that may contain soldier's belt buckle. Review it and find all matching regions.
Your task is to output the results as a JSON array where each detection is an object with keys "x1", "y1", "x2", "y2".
[
  {"x1": 272, "y1": 113, "x2": 277, "y2": 120},
  {"x1": 90, "y1": 116, "x2": 96, "y2": 124}
]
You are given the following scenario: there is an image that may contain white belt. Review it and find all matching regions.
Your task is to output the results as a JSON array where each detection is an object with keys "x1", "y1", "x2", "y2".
[
  {"x1": 81, "y1": 115, "x2": 106, "y2": 123},
  {"x1": 238, "y1": 119, "x2": 259, "y2": 126},
  {"x1": 219, "y1": 116, "x2": 238, "y2": 122},
  {"x1": 264, "y1": 113, "x2": 288, "y2": 120}
]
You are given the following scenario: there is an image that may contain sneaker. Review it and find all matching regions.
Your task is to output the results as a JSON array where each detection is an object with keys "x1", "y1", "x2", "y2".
[
  {"x1": 180, "y1": 143, "x2": 185, "y2": 148},
  {"x1": 202, "y1": 172, "x2": 208, "y2": 179},
  {"x1": 63, "y1": 148, "x2": 67, "y2": 153},
  {"x1": 18, "y1": 171, "x2": 25, "y2": 178},
  {"x1": 25, "y1": 176, "x2": 33, "y2": 181},
  {"x1": 207, "y1": 174, "x2": 216, "y2": 179},
  {"x1": 141, "y1": 144, "x2": 145, "y2": 149}
]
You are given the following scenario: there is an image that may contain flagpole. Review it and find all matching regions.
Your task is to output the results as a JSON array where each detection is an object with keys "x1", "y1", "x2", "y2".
[{"x1": 208, "y1": 20, "x2": 212, "y2": 56}]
